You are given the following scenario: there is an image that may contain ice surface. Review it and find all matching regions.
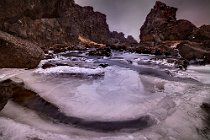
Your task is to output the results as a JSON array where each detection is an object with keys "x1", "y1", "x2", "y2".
[{"x1": 1, "y1": 52, "x2": 210, "y2": 140}]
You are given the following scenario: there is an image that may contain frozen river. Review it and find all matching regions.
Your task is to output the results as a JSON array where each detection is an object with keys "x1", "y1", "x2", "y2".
[{"x1": 0, "y1": 51, "x2": 210, "y2": 140}]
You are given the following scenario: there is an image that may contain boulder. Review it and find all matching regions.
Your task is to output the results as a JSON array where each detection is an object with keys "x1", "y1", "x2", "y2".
[
  {"x1": 0, "y1": 78, "x2": 38, "y2": 111},
  {"x1": 0, "y1": 30, "x2": 44, "y2": 68},
  {"x1": 177, "y1": 41, "x2": 210, "y2": 64},
  {"x1": 88, "y1": 47, "x2": 112, "y2": 57},
  {"x1": 0, "y1": 79, "x2": 14, "y2": 111},
  {"x1": 140, "y1": 1, "x2": 196, "y2": 43}
]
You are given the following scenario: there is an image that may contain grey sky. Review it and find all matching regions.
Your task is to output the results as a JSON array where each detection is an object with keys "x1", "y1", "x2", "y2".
[{"x1": 75, "y1": 0, "x2": 210, "y2": 40}]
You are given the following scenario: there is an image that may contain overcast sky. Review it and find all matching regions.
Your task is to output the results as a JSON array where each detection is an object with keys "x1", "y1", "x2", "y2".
[{"x1": 75, "y1": 0, "x2": 210, "y2": 40}]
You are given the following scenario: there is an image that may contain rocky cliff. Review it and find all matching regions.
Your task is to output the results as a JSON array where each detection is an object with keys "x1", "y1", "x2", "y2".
[
  {"x1": 140, "y1": 1, "x2": 196, "y2": 43},
  {"x1": 139, "y1": 1, "x2": 210, "y2": 64},
  {"x1": 0, "y1": 0, "x2": 110, "y2": 52}
]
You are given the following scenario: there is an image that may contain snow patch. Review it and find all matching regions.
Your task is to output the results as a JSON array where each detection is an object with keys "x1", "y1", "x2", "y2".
[{"x1": 34, "y1": 66, "x2": 104, "y2": 76}]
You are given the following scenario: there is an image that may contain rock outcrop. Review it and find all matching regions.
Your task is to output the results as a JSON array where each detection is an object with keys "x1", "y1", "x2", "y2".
[
  {"x1": 0, "y1": 0, "x2": 110, "y2": 52},
  {"x1": 109, "y1": 31, "x2": 138, "y2": 45},
  {"x1": 190, "y1": 25, "x2": 210, "y2": 47},
  {"x1": 88, "y1": 47, "x2": 112, "y2": 57},
  {"x1": 0, "y1": 79, "x2": 13, "y2": 111},
  {"x1": 140, "y1": 1, "x2": 196, "y2": 43},
  {"x1": 177, "y1": 41, "x2": 210, "y2": 64},
  {"x1": 108, "y1": 31, "x2": 138, "y2": 51},
  {"x1": 0, "y1": 30, "x2": 44, "y2": 68},
  {"x1": 138, "y1": 1, "x2": 210, "y2": 64}
]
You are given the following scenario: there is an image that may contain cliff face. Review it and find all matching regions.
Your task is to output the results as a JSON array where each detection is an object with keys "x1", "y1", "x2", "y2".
[
  {"x1": 0, "y1": 0, "x2": 110, "y2": 52},
  {"x1": 140, "y1": 1, "x2": 196, "y2": 43},
  {"x1": 139, "y1": 1, "x2": 210, "y2": 64}
]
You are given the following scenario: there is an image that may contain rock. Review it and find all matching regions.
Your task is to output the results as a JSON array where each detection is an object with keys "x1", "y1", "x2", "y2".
[
  {"x1": 0, "y1": 0, "x2": 74, "y2": 22},
  {"x1": 41, "y1": 62, "x2": 69, "y2": 69},
  {"x1": 4, "y1": 17, "x2": 76, "y2": 52},
  {"x1": 109, "y1": 31, "x2": 128, "y2": 44},
  {"x1": 0, "y1": 78, "x2": 39, "y2": 111},
  {"x1": 99, "y1": 63, "x2": 109, "y2": 68},
  {"x1": 131, "y1": 41, "x2": 176, "y2": 56},
  {"x1": 0, "y1": 0, "x2": 110, "y2": 52},
  {"x1": 88, "y1": 47, "x2": 112, "y2": 57},
  {"x1": 190, "y1": 25, "x2": 210, "y2": 46},
  {"x1": 140, "y1": 1, "x2": 196, "y2": 43},
  {"x1": 0, "y1": 79, "x2": 14, "y2": 110},
  {"x1": 108, "y1": 31, "x2": 138, "y2": 51},
  {"x1": 72, "y1": 6, "x2": 110, "y2": 44},
  {"x1": 127, "y1": 35, "x2": 138, "y2": 44},
  {"x1": 174, "y1": 59, "x2": 189, "y2": 70},
  {"x1": 0, "y1": 31, "x2": 44, "y2": 68},
  {"x1": 177, "y1": 41, "x2": 210, "y2": 64},
  {"x1": 109, "y1": 31, "x2": 138, "y2": 45},
  {"x1": 41, "y1": 63, "x2": 57, "y2": 69},
  {"x1": 201, "y1": 102, "x2": 210, "y2": 110}
]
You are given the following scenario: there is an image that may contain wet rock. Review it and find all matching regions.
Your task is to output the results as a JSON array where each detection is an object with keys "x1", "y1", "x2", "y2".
[
  {"x1": 140, "y1": 1, "x2": 196, "y2": 43},
  {"x1": 44, "y1": 53, "x2": 54, "y2": 60},
  {"x1": 174, "y1": 58, "x2": 189, "y2": 70},
  {"x1": 177, "y1": 41, "x2": 210, "y2": 64},
  {"x1": 41, "y1": 63, "x2": 57, "y2": 69},
  {"x1": 88, "y1": 47, "x2": 112, "y2": 57},
  {"x1": 99, "y1": 63, "x2": 109, "y2": 68},
  {"x1": 41, "y1": 62, "x2": 70, "y2": 69},
  {"x1": 0, "y1": 31, "x2": 44, "y2": 68}
]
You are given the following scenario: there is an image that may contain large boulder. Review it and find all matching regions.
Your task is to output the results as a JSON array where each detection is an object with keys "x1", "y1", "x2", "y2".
[
  {"x1": 140, "y1": 1, "x2": 196, "y2": 43},
  {"x1": 177, "y1": 41, "x2": 210, "y2": 64},
  {"x1": 0, "y1": 30, "x2": 44, "y2": 68}
]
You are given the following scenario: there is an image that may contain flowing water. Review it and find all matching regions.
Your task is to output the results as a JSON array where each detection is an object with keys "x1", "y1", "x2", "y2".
[{"x1": 0, "y1": 51, "x2": 210, "y2": 140}]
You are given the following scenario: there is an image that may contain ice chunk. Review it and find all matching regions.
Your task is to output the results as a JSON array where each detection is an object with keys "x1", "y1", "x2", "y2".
[{"x1": 34, "y1": 66, "x2": 104, "y2": 76}]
